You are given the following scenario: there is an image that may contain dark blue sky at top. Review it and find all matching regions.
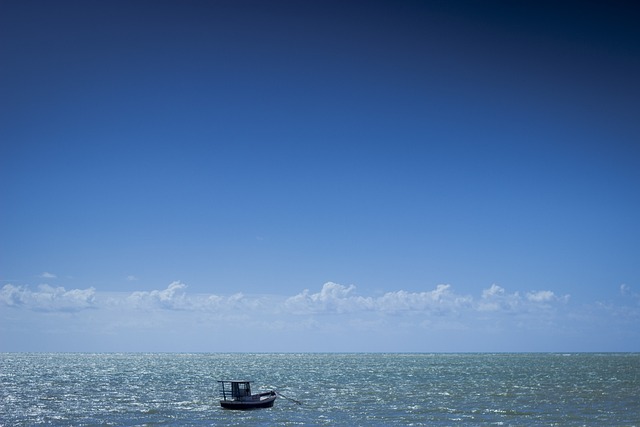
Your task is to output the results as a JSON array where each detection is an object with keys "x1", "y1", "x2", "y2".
[{"x1": 1, "y1": 1, "x2": 639, "y2": 299}]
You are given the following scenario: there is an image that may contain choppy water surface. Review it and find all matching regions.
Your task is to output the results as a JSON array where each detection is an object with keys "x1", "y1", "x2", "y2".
[{"x1": 1, "y1": 353, "x2": 639, "y2": 426}]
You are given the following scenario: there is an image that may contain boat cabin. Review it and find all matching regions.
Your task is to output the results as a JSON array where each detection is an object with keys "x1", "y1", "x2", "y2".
[{"x1": 218, "y1": 380, "x2": 252, "y2": 401}]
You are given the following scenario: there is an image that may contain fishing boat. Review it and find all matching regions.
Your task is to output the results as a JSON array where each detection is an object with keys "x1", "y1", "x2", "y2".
[{"x1": 218, "y1": 380, "x2": 277, "y2": 409}]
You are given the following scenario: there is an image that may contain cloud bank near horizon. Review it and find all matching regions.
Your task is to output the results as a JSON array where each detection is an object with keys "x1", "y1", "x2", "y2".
[
  {"x1": 1, "y1": 280, "x2": 638, "y2": 352},
  {"x1": 1, "y1": 280, "x2": 570, "y2": 315}
]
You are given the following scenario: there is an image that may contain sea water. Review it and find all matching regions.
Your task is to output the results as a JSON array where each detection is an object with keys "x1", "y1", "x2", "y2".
[{"x1": 1, "y1": 353, "x2": 639, "y2": 426}]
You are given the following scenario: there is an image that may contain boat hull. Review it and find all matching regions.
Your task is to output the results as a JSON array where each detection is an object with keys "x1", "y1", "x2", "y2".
[{"x1": 219, "y1": 392, "x2": 277, "y2": 410}]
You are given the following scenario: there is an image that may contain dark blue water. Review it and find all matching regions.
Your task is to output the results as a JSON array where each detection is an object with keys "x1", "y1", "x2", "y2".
[{"x1": 1, "y1": 353, "x2": 639, "y2": 426}]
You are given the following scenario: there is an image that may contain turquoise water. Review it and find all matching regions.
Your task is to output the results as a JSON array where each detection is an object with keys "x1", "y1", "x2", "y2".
[{"x1": 1, "y1": 353, "x2": 639, "y2": 426}]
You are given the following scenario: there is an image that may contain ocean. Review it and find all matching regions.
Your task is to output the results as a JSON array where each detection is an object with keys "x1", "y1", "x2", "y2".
[{"x1": 1, "y1": 353, "x2": 638, "y2": 426}]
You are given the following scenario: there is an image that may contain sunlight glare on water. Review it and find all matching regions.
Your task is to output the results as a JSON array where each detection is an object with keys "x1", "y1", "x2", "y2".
[{"x1": 1, "y1": 353, "x2": 639, "y2": 426}]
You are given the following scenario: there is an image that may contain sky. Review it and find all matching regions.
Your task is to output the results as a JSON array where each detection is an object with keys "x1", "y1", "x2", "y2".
[{"x1": 1, "y1": 0, "x2": 639, "y2": 352}]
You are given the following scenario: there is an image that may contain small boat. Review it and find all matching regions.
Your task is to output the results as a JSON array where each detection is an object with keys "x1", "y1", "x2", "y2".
[{"x1": 218, "y1": 380, "x2": 277, "y2": 409}]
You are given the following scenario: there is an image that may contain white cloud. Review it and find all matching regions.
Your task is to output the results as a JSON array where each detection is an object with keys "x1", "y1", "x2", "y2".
[
  {"x1": 476, "y1": 284, "x2": 567, "y2": 312},
  {"x1": 477, "y1": 284, "x2": 521, "y2": 312},
  {"x1": 39, "y1": 272, "x2": 57, "y2": 279},
  {"x1": 127, "y1": 281, "x2": 189, "y2": 309},
  {"x1": 375, "y1": 284, "x2": 471, "y2": 314},
  {"x1": 284, "y1": 282, "x2": 472, "y2": 315},
  {"x1": 126, "y1": 275, "x2": 138, "y2": 281},
  {"x1": 0, "y1": 284, "x2": 24, "y2": 307},
  {"x1": 526, "y1": 290, "x2": 556, "y2": 302},
  {"x1": 284, "y1": 282, "x2": 373, "y2": 314},
  {"x1": 199, "y1": 292, "x2": 256, "y2": 311},
  {"x1": 0, "y1": 284, "x2": 95, "y2": 312},
  {"x1": 123, "y1": 282, "x2": 260, "y2": 314},
  {"x1": 482, "y1": 284, "x2": 505, "y2": 298}
]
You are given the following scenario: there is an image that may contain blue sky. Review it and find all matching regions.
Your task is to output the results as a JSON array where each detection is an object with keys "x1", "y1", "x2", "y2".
[{"x1": 1, "y1": 0, "x2": 639, "y2": 352}]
